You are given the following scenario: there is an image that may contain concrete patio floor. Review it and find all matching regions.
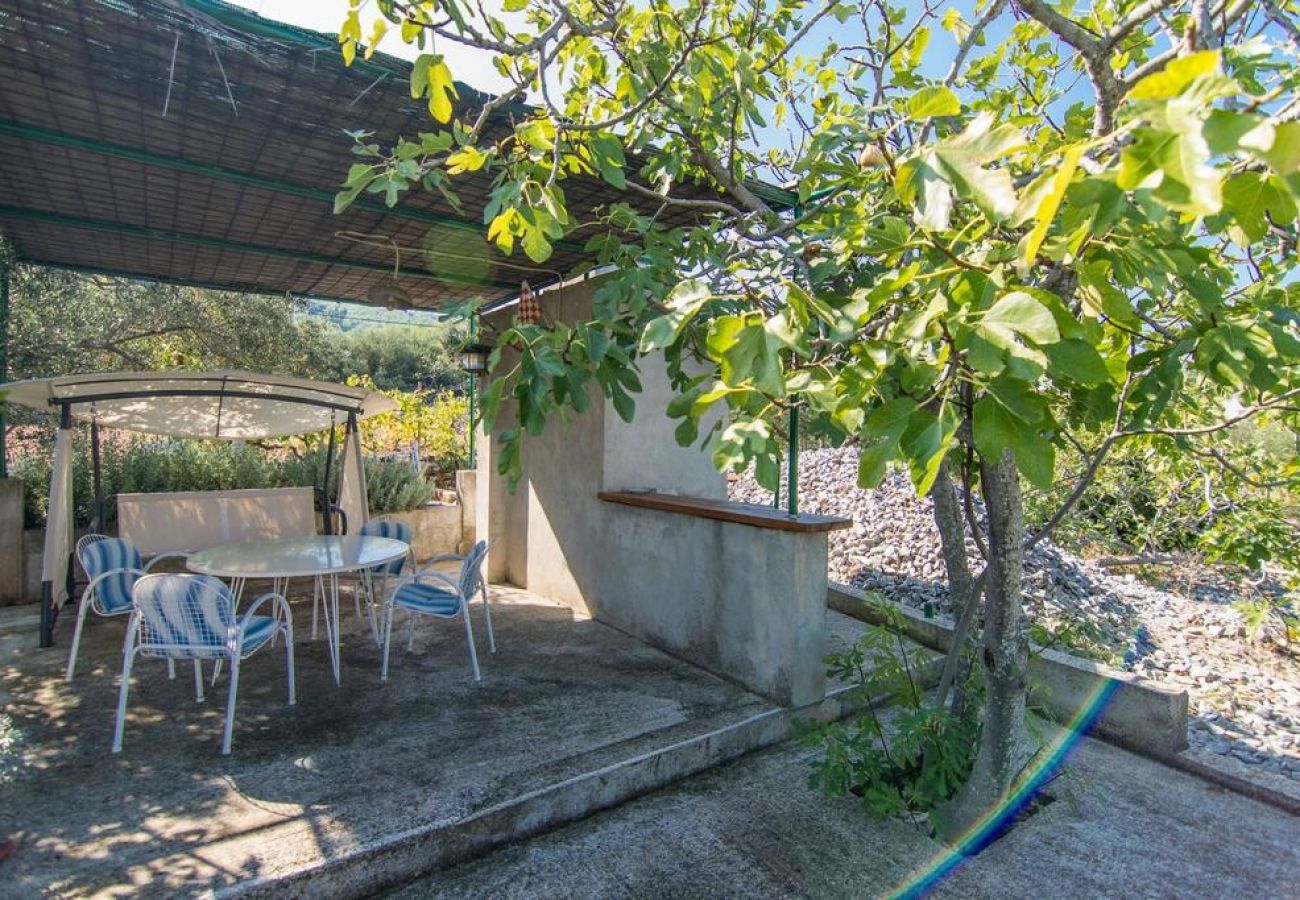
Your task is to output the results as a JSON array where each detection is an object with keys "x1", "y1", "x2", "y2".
[
  {"x1": 0, "y1": 582, "x2": 874, "y2": 897},
  {"x1": 385, "y1": 722, "x2": 1299, "y2": 899}
]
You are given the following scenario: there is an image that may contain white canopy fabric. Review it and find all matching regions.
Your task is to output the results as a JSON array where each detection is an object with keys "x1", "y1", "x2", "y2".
[
  {"x1": 337, "y1": 425, "x2": 370, "y2": 534},
  {"x1": 4, "y1": 370, "x2": 398, "y2": 439},
  {"x1": 40, "y1": 427, "x2": 74, "y2": 609}
]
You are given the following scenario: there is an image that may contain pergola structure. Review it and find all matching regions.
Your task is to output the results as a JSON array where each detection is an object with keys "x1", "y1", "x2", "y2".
[
  {"x1": 0, "y1": 0, "x2": 790, "y2": 308},
  {"x1": 0, "y1": 0, "x2": 792, "y2": 473}
]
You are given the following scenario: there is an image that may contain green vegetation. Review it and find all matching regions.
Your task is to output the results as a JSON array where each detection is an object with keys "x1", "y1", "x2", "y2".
[
  {"x1": 2, "y1": 263, "x2": 470, "y2": 520},
  {"x1": 11, "y1": 436, "x2": 436, "y2": 528},
  {"x1": 4, "y1": 264, "x2": 464, "y2": 394},
  {"x1": 802, "y1": 603, "x2": 981, "y2": 822},
  {"x1": 343, "y1": 0, "x2": 1300, "y2": 835}
]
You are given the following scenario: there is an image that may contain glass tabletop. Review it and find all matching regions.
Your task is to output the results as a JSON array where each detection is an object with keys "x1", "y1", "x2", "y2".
[{"x1": 186, "y1": 535, "x2": 409, "y2": 579}]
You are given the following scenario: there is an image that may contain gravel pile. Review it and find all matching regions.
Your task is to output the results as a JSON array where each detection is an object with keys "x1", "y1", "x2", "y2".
[{"x1": 731, "y1": 445, "x2": 1300, "y2": 783}]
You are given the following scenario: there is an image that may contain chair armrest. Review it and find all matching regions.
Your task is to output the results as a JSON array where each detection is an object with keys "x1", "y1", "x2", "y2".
[
  {"x1": 143, "y1": 551, "x2": 192, "y2": 572},
  {"x1": 239, "y1": 591, "x2": 291, "y2": 625}
]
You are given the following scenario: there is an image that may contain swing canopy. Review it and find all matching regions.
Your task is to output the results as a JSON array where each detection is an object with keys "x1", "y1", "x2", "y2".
[
  {"x1": 5, "y1": 369, "x2": 396, "y2": 646},
  {"x1": 4, "y1": 369, "x2": 397, "y2": 439}
]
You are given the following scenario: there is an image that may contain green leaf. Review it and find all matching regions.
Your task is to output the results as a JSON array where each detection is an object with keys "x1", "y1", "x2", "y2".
[
  {"x1": 972, "y1": 396, "x2": 1055, "y2": 489},
  {"x1": 907, "y1": 86, "x2": 960, "y2": 120},
  {"x1": 638, "y1": 279, "x2": 711, "y2": 353},
  {"x1": 708, "y1": 315, "x2": 785, "y2": 396},
  {"x1": 1203, "y1": 110, "x2": 1273, "y2": 157},
  {"x1": 1259, "y1": 121, "x2": 1300, "y2": 175},
  {"x1": 981, "y1": 291, "x2": 1061, "y2": 346},
  {"x1": 1078, "y1": 261, "x2": 1142, "y2": 328},
  {"x1": 755, "y1": 453, "x2": 781, "y2": 491},
  {"x1": 1127, "y1": 51, "x2": 1226, "y2": 102},
  {"x1": 610, "y1": 385, "x2": 635, "y2": 422},
  {"x1": 1046, "y1": 339, "x2": 1109, "y2": 386},
  {"x1": 1118, "y1": 127, "x2": 1222, "y2": 216},
  {"x1": 896, "y1": 154, "x2": 954, "y2": 231},
  {"x1": 1020, "y1": 145, "x2": 1080, "y2": 266},
  {"x1": 522, "y1": 227, "x2": 553, "y2": 263},
  {"x1": 1222, "y1": 172, "x2": 1297, "y2": 242},
  {"x1": 930, "y1": 113, "x2": 1026, "y2": 221},
  {"x1": 858, "y1": 440, "x2": 893, "y2": 488}
]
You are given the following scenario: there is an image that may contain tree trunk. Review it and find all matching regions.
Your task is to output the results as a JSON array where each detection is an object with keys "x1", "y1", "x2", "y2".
[
  {"x1": 936, "y1": 448, "x2": 1034, "y2": 842},
  {"x1": 929, "y1": 459, "x2": 977, "y2": 716}
]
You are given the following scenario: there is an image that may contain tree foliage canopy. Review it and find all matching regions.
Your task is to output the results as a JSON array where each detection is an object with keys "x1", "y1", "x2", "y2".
[
  {"x1": 340, "y1": 0, "x2": 1300, "y2": 824},
  {"x1": 341, "y1": 0, "x2": 1300, "y2": 513},
  {"x1": 5, "y1": 265, "x2": 465, "y2": 395}
]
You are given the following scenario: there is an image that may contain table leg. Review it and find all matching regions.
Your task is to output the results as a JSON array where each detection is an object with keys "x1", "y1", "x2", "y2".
[{"x1": 330, "y1": 572, "x2": 342, "y2": 685}]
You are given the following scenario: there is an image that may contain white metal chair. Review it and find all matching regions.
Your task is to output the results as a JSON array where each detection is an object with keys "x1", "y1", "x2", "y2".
[
  {"x1": 381, "y1": 540, "x2": 491, "y2": 681},
  {"x1": 351, "y1": 519, "x2": 414, "y2": 644},
  {"x1": 66, "y1": 534, "x2": 190, "y2": 681},
  {"x1": 112, "y1": 573, "x2": 295, "y2": 755}
]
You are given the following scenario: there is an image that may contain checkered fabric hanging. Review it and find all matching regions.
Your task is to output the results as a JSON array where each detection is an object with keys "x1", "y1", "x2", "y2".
[{"x1": 515, "y1": 280, "x2": 544, "y2": 325}]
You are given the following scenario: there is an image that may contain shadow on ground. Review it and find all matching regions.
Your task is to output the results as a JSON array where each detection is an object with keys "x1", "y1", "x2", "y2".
[{"x1": 0, "y1": 581, "x2": 776, "y2": 896}]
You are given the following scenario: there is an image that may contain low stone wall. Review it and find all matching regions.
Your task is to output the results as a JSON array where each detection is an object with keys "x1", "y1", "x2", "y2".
[
  {"x1": 369, "y1": 502, "x2": 465, "y2": 562},
  {"x1": 828, "y1": 581, "x2": 1189, "y2": 755}
]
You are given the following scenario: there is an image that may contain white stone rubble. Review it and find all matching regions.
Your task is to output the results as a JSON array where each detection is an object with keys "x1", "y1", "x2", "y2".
[{"x1": 730, "y1": 446, "x2": 1300, "y2": 781}]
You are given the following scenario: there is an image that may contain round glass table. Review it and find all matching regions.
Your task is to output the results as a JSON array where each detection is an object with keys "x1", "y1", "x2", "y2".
[{"x1": 187, "y1": 535, "x2": 409, "y2": 684}]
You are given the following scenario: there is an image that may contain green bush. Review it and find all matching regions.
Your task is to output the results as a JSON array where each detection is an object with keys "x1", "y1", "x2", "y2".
[
  {"x1": 364, "y1": 457, "x2": 436, "y2": 514},
  {"x1": 800, "y1": 601, "x2": 981, "y2": 824},
  {"x1": 11, "y1": 434, "x2": 436, "y2": 527}
]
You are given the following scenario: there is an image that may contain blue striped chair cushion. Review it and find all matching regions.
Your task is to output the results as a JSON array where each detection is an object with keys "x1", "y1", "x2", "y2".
[
  {"x1": 393, "y1": 580, "x2": 462, "y2": 616},
  {"x1": 135, "y1": 575, "x2": 236, "y2": 660},
  {"x1": 238, "y1": 616, "x2": 279, "y2": 654},
  {"x1": 360, "y1": 520, "x2": 411, "y2": 576},
  {"x1": 79, "y1": 538, "x2": 143, "y2": 614}
]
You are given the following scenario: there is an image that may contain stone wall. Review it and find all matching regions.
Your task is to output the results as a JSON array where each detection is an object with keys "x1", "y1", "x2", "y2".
[{"x1": 476, "y1": 276, "x2": 831, "y2": 707}]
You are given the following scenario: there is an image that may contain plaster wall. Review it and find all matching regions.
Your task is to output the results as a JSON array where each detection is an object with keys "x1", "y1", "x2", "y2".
[
  {"x1": 476, "y1": 275, "x2": 827, "y2": 705},
  {"x1": 0, "y1": 479, "x2": 24, "y2": 605}
]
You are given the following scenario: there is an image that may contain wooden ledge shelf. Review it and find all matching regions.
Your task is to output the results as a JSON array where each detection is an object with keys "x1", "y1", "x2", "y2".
[{"x1": 598, "y1": 491, "x2": 852, "y2": 534}]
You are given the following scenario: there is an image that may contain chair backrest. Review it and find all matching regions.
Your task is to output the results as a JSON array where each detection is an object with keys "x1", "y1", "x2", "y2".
[
  {"x1": 131, "y1": 574, "x2": 236, "y2": 660},
  {"x1": 360, "y1": 520, "x2": 412, "y2": 575},
  {"x1": 75, "y1": 533, "x2": 109, "y2": 556},
  {"x1": 77, "y1": 536, "x2": 144, "y2": 614},
  {"x1": 458, "y1": 540, "x2": 489, "y2": 599}
]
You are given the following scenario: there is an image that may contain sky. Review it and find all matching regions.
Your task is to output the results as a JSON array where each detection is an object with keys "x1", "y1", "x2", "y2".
[
  {"x1": 226, "y1": 0, "x2": 986, "y2": 161},
  {"x1": 228, "y1": 0, "x2": 512, "y2": 92}
]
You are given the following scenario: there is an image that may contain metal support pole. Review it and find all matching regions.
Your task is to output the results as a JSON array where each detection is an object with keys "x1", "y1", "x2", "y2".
[
  {"x1": 321, "y1": 415, "x2": 337, "y2": 536},
  {"x1": 467, "y1": 316, "x2": 478, "y2": 470},
  {"x1": 0, "y1": 265, "x2": 8, "y2": 478},
  {"x1": 90, "y1": 419, "x2": 103, "y2": 533},
  {"x1": 787, "y1": 405, "x2": 799, "y2": 517}
]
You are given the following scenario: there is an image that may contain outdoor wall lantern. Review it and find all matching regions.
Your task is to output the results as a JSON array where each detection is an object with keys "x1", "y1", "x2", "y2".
[{"x1": 458, "y1": 342, "x2": 493, "y2": 376}]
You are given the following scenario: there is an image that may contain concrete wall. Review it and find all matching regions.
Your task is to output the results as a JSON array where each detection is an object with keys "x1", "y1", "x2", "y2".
[
  {"x1": 0, "y1": 479, "x2": 24, "y2": 605},
  {"x1": 476, "y1": 276, "x2": 828, "y2": 706},
  {"x1": 370, "y1": 503, "x2": 465, "y2": 562},
  {"x1": 827, "y1": 582, "x2": 1189, "y2": 755}
]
